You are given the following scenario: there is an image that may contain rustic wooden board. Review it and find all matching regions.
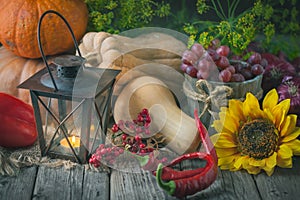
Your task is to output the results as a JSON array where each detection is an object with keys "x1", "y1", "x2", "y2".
[
  {"x1": 213, "y1": 170, "x2": 261, "y2": 200},
  {"x1": 110, "y1": 169, "x2": 178, "y2": 200},
  {"x1": 0, "y1": 166, "x2": 37, "y2": 200},
  {"x1": 82, "y1": 168, "x2": 110, "y2": 200},
  {"x1": 254, "y1": 157, "x2": 300, "y2": 200},
  {"x1": 180, "y1": 157, "x2": 261, "y2": 199},
  {"x1": 1, "y1": 158, "x2": 300, "y2": 200},
  {"x1": 32, "y1": 165, "x2": 85, "y2": 200}
]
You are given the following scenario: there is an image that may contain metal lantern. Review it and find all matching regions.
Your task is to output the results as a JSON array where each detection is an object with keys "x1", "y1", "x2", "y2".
[{"x1": 18, "y1": 10, "x2": 120, "y2": 164}]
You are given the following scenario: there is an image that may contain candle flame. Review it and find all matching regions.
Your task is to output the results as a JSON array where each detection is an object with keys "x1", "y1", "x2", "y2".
[
  {"x1": 71, "y1": 135, "x2": 76, "y2": 146},
  {"x1": 90, "y1": 124, "x2": 95, "y2": 131}
]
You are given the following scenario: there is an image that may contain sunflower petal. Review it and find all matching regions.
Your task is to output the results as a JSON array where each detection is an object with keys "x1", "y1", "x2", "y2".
[
  {"x1": 243, "y1": 92, "x2": 263, "y2": 119},
  {"x1": 272, "y1": 100, "x2": 289, "y2": 128},
  {"x1": 234, "y1": 156, "x2": 247, "y2": 169},
  {"x1": 210, "y1": 134, "x2": 221, "y2": 146},
  {"x1": 264, "y1": 108, "x2": 275, "y2": 123},
  {"x1": 271, "y1": 106, "x2": 286, "y2": 129},
  {"x1": 216, "y1": 147, "x2": 238, "y2": 157},
  {"x1": 263, "y1": 89, "x2": 278, "y2": 110},
  {"x1": 265, "y1": 152, "x2": 277, "y2": 169},
  {"x1": 218, "y1": 154, "x2": 237, "y2": 166},
  {"x1": 212, "y1": 120, "x2": 224, "y2": 133},
  {"x1": 214, "y1": 132, "x2": 237, "y2": 148},
  {"x1": 263, "y1": 165, "x2": 275, "y2": 176},
  {"x1": 274, "y1": 99, "x2": 290, "y2": 117},
  {"x1": 228, "y1": 100, "x2": 245, "y2": 122},
  {"x1": 213, "y1": 119, "x2": 233, "y2": 133},
  {"x1": 277, "y1": 144, "x2": 293, "y2": 159},
  {"x1": 229, "y1": 165, "x2": 240, "y2": 171},
  {"x1": 280, "y1": 114, "x2": 297, "y2": 137},
  {"x1": 245, "y1": 166, "x2": 261, "y2": 175},
  {"x1": 249, "y1": 157, "x2": 266, "y2": 167},
  {"x1": 222, "y1": 115, "x2": 238, "y2": 134},
  {"x1": 277, "y1": 157, "x2": 292, "y2": 168},
  {"x1": 281, "y1": 127, "x2": 300, "y2": 143},
  {"x1": 217, "y1": 110, "x2": 238, "y2": 134},
  {"x1": 220, "y1": 165, "x2": 231, "y2": 170},
  {"x1": 284, "y1": 139, "x2": 300, "y2": 155}
]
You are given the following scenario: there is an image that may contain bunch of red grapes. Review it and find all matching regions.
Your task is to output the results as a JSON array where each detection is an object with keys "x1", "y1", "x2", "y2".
[{"x1": 181, "y1": 39, "x2": 266, "y2": 82}]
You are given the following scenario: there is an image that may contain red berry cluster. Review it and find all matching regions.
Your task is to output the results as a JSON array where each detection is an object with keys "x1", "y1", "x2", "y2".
[
  {"x1": 89, "y1": 144, "x2": 124, "y2": 168},
  {"x1": 89, "y1": 108, "x2": 154, "y2": 168},
  {"x1": 181, "y1": 39, "x2": 266, "y2": 83},
  {"x1": 112, "y1": 108, "x2": 154, "y2": 154},
  {"x1": 112, "y1": 108, "x2": 151, "y2": 135}
]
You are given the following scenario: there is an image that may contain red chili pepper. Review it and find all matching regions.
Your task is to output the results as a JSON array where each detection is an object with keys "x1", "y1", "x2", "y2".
[
  {"x1": 133, "y1": 150, "x2": 207, "y2": 178},
  {"x1": 135, "y1": 151, "x2": 208, "y2": 180},
  {"x1": 0, "y1": 93, "x2": 37, "y2": 147},
  {"x1": 152, "y1": 152, "x2": 213, "y2": 181},
  {"x1": 156, "y1": 153, "x2": 217, "y2": 198},
  {"x1": 155, "y1": 109, "x2": 218, "y2": 198}
]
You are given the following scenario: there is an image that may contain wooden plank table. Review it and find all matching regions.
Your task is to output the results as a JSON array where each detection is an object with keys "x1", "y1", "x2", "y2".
[{"x1": 0, "y1": 157, "x2": 299, "y2": 200}]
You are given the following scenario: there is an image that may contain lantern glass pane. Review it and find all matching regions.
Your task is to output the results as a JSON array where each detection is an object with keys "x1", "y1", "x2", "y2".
[{"x1": 34, "y1": 97, "x2": 81, "y2": 158}]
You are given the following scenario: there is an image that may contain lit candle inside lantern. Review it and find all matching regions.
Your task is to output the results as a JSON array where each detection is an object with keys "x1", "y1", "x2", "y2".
[{"x1": 60, "y1": 135, "x2": 80, "y2": 148}]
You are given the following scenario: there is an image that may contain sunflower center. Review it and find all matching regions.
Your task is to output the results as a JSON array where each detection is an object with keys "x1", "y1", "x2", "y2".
[{"x1": 238, "y1": 119, "x2": 279, "y2": 159}]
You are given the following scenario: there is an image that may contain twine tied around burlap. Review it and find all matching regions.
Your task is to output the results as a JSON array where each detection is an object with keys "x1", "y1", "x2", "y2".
[
  {"x1": 183, "y1": 78, "x2": 264, "y2": 122},
  {"x1": 183, "y1": 79, "x2": 233, "y2": 120}
]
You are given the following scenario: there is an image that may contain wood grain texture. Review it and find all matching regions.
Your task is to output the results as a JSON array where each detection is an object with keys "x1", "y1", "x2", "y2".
[
  {"x1": 0, "y1": 166, "x2": 37, "y2": 200},
  {"x1": 179, "y1": 156, "x2": 261, "y2": 199},
  {"x1": 254, "y1": 157, "x2": 300, "y2": 200},
  {"x1": 82, "y1": 168, "x2": 109, "y2": 200},
  {"x1": 0, "y1": 158, "x2": 300, "y2": 199},
  {"x1": 32, "y1": 165, "x2": 85, "y2": 200},
  {"x1": 110, "y1": 169, "x2": 177, "y2": 200}
]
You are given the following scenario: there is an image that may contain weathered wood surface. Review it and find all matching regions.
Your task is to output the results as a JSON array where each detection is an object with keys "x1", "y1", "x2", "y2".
[
  {"x1": 0, "y1": 157, "x2": 300, "y2": 199},
  {"x1": 254, "y1": 157, "x2": 300, "y2": 200},
  {"x1": 0, "y1": 166, "x2": 37, "y2": 200},
  {"x1": 0, "y1": 165, "x2": 109, "y2": 200}
]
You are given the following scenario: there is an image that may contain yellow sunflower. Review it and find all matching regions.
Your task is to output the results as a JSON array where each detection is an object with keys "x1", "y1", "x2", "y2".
[{"x1": 211, "y1": 89, "x2": 300, "y2": 176}]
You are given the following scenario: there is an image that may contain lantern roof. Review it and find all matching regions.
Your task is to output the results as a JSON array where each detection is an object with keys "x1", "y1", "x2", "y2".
[{"x1": 18, "y1": 65, "x2": 120, "y2": 100}]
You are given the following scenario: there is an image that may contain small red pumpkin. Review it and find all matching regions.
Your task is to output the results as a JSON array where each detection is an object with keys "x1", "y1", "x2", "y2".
[{"x1": 0, "y1": 0, "x2": 88, "y2": 58}]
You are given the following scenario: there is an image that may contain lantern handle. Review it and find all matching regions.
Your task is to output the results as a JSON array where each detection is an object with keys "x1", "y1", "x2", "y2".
[{"x1": 37, "y1": 10, "x2": 83, "y2": 91}]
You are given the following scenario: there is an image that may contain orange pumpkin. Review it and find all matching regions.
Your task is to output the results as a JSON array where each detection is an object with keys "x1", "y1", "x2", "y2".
[{"x1": 0, "y1": 0, "x2": 88, "y2": 59}]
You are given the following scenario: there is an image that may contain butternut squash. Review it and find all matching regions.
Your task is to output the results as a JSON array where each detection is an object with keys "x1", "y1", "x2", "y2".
[{"x1": 78, "y1": 31, "x2": 187, "y2": 79}]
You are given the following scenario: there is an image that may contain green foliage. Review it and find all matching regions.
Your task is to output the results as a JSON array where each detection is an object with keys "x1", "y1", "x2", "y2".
[
  {"x1": 84, "y1": 0, "x2": 170, "y2": 33},
  {"x1": 266, "y1": 0, "x2": 300, "y2": 36},
  {"x1": 196, "y1": 0, "x2": 209, "y2": 15},
  {"x1": 83, "y1": 0, "x2": 299, "y2": 59},
  {"x1": 183, "y1": 0, "x2": 277, "y2": 55},
  {"x1": 182, "y1": 0, "x2": 299, "y2": 57}
]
